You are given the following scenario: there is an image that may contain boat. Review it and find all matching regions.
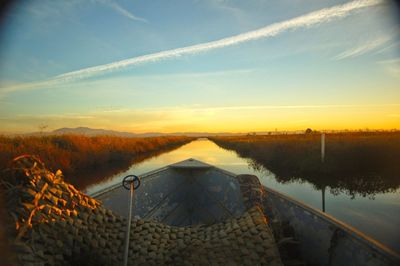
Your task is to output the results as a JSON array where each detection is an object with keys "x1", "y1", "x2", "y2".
[{"x1": 92, "y1": 158, "x2": 400, "y2": 266}]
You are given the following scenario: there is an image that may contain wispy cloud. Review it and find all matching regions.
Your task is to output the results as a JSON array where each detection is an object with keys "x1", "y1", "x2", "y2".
[
  {"x1": 11, "y1": 114, "x2": 95, "y2": 120},
  {"x1": 182, "y1": 103, "x2": 400, "y2": 112},
  {"x1": 0, "y1": 0, "x2": 383, "y2": 95},
  {"x1": 137, "y1": 68, "x2": 257, "y2": 79},
  {"x1": 378, "y1": 58, "x2": 400, "y2": 77},
  {"x1": 333, "y1": 35, "x2": 392, "y2": 60},
  {"x1": 3, "y1": 103, "x2": 399, "y2": 133},
  {"x1": 100, "y1": 0, "x2": 147, "y2": 22},
  {"x1": 56, "y1": 0, "x2": 382, "y2": 80}
]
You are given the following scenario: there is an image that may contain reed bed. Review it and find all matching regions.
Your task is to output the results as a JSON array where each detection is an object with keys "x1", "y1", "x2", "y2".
[
  {"x1": 0, "y1": 135, "x2": 193, "y2": 189},
  {"x1": 211, "y1": 132, "x2": 400, "y2": 197}
]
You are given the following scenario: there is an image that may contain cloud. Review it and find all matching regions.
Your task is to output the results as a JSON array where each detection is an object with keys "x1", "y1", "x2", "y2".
[
  {"x1": 2, "y1": 103, "x2": 399, "y2": 133},
  {"x1": 100, "y1": 0, "x2": 147, "y2": 22},
  {"x1": 0, "y1": 0, "x2": 383, "y2": 95},
  {"x1": 378, "y1": 58, "x2": 400, "y2": 77},
  {"x1": 136, "y1": 68, "x2": 257, "y2": 79},
  {"x1": 24, "y1": 0, "x2": 147, "y2": 23},
  {"x1": 333, "y1": 35, "x2": 392, "y2": 60},
  {"x1": 10, "y1": 114, "x2": 95, "y2": 120},
  {"x1": 56, "y1": 0, "x2": 382, "y2": 79},
  {"x1": 10, "y1": 103, "x2": 398, "y2": 121},
  {"x1": 186, "y1": 103, "x2": 400, "y2": 111},
  {"x1": 205, "y1": 0, "x2": 245, "y2": 18}
]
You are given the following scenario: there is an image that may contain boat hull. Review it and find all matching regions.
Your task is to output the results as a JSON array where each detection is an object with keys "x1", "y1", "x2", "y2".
[
  {"x1": 264, "y1": 186, "x2": 400, "y2": 266},
  {"x1": 92, "y1": 159, "x2": 400, "y2": 266},
  {"x1": 93, "y1": 159, "x2": 246, "y2": 226}
]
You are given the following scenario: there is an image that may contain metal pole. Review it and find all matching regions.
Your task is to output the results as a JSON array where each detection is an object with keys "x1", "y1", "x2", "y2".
[
  {"x1": 321, "y1": 133, "x2": 326, "y2": 213},
  {"x1": 321, "y1": 133, "x2": 325, "y2": 163},
  {"x1": 322, "y1": 186, "x2": 326, "y2": 213},
  {"x1": 123, "y1": 182, "x2": 134, "y2": 266}
]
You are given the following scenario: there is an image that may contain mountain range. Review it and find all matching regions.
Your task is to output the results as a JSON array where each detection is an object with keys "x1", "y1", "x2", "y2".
[{"x1": 39, "y1": 127, "x2": 247, "y2": 137}]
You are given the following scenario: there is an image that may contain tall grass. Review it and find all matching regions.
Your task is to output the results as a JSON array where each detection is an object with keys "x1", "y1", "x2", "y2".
[
  {"x1": 0, "y1": 135, "x2": 193, "y2": 189},
  {"x1": 211, "y1": 132, "x2": 400, "y2": 197}
]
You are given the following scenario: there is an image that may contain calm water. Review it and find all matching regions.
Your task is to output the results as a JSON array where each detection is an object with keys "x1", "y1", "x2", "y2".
[{"x1": 86, "y1": 139, "x2": 400, "y2": 252}]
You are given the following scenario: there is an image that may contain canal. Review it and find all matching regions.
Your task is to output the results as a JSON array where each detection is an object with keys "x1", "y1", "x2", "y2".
[{"x1": 86, "y1": 138, "x2": 400, "y2": 253}]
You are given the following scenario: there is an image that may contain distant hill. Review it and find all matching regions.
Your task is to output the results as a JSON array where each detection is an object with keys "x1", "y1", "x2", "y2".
[
  {"x1": 8, "y1": 127, "x2": 398, "y2": 137},
  {"x1": 52, "y1": 127, "x2": 137, "y2": 137},
  {"x1": 21, "y1": 127, "x2": 305, "y2": 137},
  {"x1": 47, "y1": 127, "x2": 246, "y2": 137}
]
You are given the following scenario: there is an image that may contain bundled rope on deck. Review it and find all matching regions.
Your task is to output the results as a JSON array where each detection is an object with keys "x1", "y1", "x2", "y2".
[{"x1": 1, "y1": 155, "x2": 126, "y2": 265}]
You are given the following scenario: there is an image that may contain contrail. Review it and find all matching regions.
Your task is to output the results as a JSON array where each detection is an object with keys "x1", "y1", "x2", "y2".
[
  {"x1": 0, "y1": 0, "x2": 383, "y2": 94},
  {"x1": 333, "y1": 35, "x2": 392, "y2": 60},
  {"x1": 103, "y1": 1, "x2": 148, "y2": 23}
]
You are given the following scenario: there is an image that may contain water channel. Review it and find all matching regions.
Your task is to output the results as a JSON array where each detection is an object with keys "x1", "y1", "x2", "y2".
[{"x1": 86, "y1": 139, "x2": 400, "y2": 253}]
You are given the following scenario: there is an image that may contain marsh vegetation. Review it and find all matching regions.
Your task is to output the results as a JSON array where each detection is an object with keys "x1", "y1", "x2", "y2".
[
  {"x1": 0, "y1": 135, "x2": 193, "y2": 189},
  {"x1": 211, "y1": 132, "x2": 400, "y2": 198}
]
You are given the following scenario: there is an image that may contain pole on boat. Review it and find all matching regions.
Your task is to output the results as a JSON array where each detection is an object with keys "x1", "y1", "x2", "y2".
[{"x1": 122, "y1": 175, "x2": 141, "y2": 266}]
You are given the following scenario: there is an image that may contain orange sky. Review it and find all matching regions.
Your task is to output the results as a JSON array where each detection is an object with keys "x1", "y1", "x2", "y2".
[{"x1": 0, "y1": 0, "x2": 399, "y2": 134}]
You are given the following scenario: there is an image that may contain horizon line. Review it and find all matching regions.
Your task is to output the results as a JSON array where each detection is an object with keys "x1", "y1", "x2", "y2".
[{"x1": 2, "y1": 127, "x2": 399, "y2": 136}]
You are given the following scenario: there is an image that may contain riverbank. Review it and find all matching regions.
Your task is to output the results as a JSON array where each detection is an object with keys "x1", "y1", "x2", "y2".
[
  {"x1": 0, "y1": 135, "x2": 193, "y2": 189},
  {"x1": 210, "y1": 132, "x2": 400, "y2": 197}
]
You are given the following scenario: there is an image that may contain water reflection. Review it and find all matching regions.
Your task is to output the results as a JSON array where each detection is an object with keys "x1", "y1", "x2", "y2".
[
  {"x1": 86, "y1": 139, "x2": 250, "y2": 194},
  {"x1": 86, "y1": 139, "x2": 400, "y2": 252},
  {"x1": 69, "y1": 139, "x2": 192, "y2": 190},
  {"x1": 248, "y1": 159, "x2": 400, "y2": 200}
]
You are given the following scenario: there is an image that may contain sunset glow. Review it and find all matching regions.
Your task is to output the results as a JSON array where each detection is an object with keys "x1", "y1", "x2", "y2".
[{"x1": 0, "y1": 0, "x2": 399, "y2": 133}]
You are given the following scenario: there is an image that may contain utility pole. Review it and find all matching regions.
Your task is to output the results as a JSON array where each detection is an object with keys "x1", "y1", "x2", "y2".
[
  {"x1": 321, "y1": 132, "x2": 326, "y2": 212},
  {"x1": 321, "y1": 133, "x2": 325, "y2": 163}
]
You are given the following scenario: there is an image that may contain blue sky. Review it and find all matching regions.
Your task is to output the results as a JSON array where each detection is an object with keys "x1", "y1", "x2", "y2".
[{"x1": 0, "y1": 0, "x2": 399, "y2": 133}]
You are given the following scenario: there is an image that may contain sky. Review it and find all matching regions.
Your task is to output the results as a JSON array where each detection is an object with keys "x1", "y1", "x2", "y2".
[{"x1": 0, "y1": 0, "x2": 399, "y2": 133}]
